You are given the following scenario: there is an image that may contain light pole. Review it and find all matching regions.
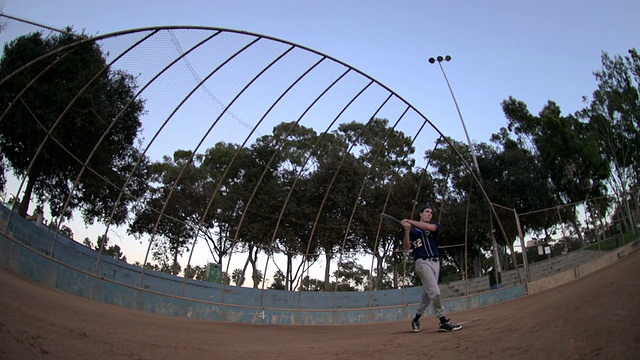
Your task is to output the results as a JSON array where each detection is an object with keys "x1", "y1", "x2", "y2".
[
  {"x1": 429, "y1": 55, "x2": 502, "y2": 277},
  {"x1": 428, "y1": 55, "x2": 480, "y2": 175}
]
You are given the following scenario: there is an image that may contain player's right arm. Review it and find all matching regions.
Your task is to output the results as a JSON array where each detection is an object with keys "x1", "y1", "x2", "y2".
[{"x1": 404, "y1": 219, "x2": 437, "y2": 232}]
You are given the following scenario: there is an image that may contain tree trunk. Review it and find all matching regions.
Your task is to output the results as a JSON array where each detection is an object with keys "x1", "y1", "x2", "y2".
[
  {"x1": 392, "y1": 261, "x2": 399, "y2": 289},
  {"x1": 374, "y1": 253, "x2": 383, "y2": 290},
  {"x1": 571, "y1": 204, "x2": 586, "y2": 247},
  {"x1": 623, "y1": 192, "x2": 636, "y2": 235},
  {"x1": 286, "y1": 254, "x2": 294, "y2": 291},
  {"x1": 506, "y1": 241, "x2": 522, "y2": 283},
  {"x1": 240, "y1": 251, "x2": 251, "y2": 287},
  {"x1": 171, "y1": 243, "x2": 180, "y2": 275},
  {"x1": 18, "y1": 175, "x2": 35, "y2": 217},
  {"x1": 323, "y1": 252, "x2": 332, "y2": 291},
  {"x1": 473, "y1": 255, "x2": 481, "y2": 278},
  {"x1": 248, "y1": 246, "x2": 259, "y2": 288}
]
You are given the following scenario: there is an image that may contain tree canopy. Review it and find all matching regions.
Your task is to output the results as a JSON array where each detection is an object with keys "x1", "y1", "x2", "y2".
[
  {"x1": 0, "y1": 28, "x2": 147, "y2": 225},
  {"x1": 1, "y1": 27, "x2": 636, "y2": 291}
]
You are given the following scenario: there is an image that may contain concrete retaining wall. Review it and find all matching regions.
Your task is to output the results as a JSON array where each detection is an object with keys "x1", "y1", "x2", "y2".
[
  {"x1": 0, "y1": 203, "x2": 635, "y2": 325},
  {"x1": 439, "y1": 248, "x2": 608, "y2": 298},
  {"x1": 526, "y1": 241, "x2": 638, "y2": 295},
  {"x1": 0, "y1": 230, "x2": 530, "y2": 324}
]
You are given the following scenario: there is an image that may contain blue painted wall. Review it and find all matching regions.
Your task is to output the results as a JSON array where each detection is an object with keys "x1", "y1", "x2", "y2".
[{"x1": 0, "y1": 204, "x2": 527, "y2": 324}]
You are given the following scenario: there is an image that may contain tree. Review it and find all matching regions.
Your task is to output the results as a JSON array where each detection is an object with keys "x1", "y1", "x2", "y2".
[
  {"x1": 231, "y1": 268, "x2": 245, "y2": 286},
  {"x1": 332, "y1": 259, "x2": 371, "y2": 291},
  {"x1": 269, "y1": 270, "x2": 286, "y2": 290},
  {"x1": 578, "y1": 49, "x2": 640, "y2": 233},
  {"x1": 427, "y1": 137, "x2": 490, "y2": 276},
  {"x1": 502, "y1": 98, "x2": 610, "y2": 246},
  {"x1": 335, "y1": 118, "x2": 416, "y2": 290},
  {"x1": 46, "y1": 218, "x2": 74, "y2": 239},
  {"x1": 248, "y1": 122, "x2": 321, "y2": 291},
  {"x1": 477, "y1": 133, "x2": 560, "y2": 273},
  {"x1": 128, "y1": 150, "x2": 205, "y2": 275},
  {"x1": 303, "y1": 131, "x2": 361, "y2": 291},
  {"x1": 184, "y1": 264, "x2": 208, "y2": 281},
  {"x1": 0, "y1": 29, "x2": 147, "y2": 225},
  {"x1": 200, "y1": 142, "x2": 253, "y2": 265},
  {"x1": 227, "y1": 131, "x2": 294, "y2": 290},
  {"x1": 83, "y1": 235, "x2": 127, "y2": 262},
  {"x1": 502, "y1": 99, "x2": 609, "y2": 204},
  {"x1": 299, "y1": 275, "x2": 324, "y2": 291},
  {"x1": 376, "y1": 254, "x2": 414, "y2": 290}
]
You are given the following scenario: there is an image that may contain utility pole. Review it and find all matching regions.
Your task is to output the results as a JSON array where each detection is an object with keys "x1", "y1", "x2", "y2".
[
  {"x1": 429, "y1": 55, "x2": 501, "y2": 273},
  {"x1": 429, "y1": 56, "x2": 480, "y2": 174}
]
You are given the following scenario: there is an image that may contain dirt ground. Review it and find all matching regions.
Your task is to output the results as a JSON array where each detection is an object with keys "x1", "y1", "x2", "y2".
[{"x1": 1, "y1": 250, "x2": 639, "y2": 360}]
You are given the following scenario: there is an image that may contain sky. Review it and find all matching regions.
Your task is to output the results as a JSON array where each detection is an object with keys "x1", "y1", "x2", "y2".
[
  {"x1": 4, "y1": 0, "x2": 639, "y2": 146},
  {"x1": 1, "y1": 0, "x2": 639, "y2": 280}
]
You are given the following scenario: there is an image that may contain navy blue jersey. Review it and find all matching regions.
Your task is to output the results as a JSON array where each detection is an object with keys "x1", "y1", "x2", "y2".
[{"x1": 409, "y1": 222, "x2": 441, "y2": 259}]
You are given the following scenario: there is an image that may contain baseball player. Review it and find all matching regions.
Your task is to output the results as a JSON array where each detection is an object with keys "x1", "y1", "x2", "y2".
[{"x1": 402, "y1": 205, "x2": 462, "y2": 332}]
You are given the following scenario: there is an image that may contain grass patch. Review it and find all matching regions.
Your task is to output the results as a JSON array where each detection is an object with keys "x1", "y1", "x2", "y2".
[{"x1": 584, "y1": 231, "x2": 638, "y2": 251}]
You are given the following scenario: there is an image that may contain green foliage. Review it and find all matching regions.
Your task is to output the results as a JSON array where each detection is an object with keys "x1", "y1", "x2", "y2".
[
  {"x1": 300, "y1": 275, "x2": 324, "y2": 291},
  {"x1": 577, "y1": 49, "x2": 639, "y2": 232},
  {"x1": 481, "y1": 134, "x2": 560, "y2": 247},
  {"x1": 583, "y1": 229, "x2": 636, "y2": 251},
  {"x1": 0, "y1": 28, "x2": 148, "y2": 224},
  {"x1": 133, "y1": 261, "x2": 177, "y2": 275},
  {"x1": 501, "y1": 98, "x2": 609, "y2": 204},
  {"x1": 440, "y1": 264, "x2": 461, "y2": 283},
  {"x1": 581, "y1": 50, "x2": 640, "y2": 172},
  {"x1": 5, "y1": 31, "x2": 633, "y2": 292},
  {"x1": 332, "y1": 259, "x2": 371, "y2": 291},
  {"x1": 269, "y1": 270, "x2": 286, "y2": 290},
  {"x1": 375, "y1": 255, "x2": 415, "y2": 289},
  {"x1": 46, "y1": 219, "x2": 74, "y2": 239},
  {"x1": 82, "y1": 235, "x2": 127, "y2": 262},
  {"x1": 184, "y1": 264, "x2": 208, "y2": 281},
  {"x1": 231, "y1": 268, "x2": 245, "y2": 286}
]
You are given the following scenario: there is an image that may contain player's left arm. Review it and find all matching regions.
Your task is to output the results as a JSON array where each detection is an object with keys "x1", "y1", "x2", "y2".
[{"x1": 401, "y1": 221, "x2": 413, "y2": 251}]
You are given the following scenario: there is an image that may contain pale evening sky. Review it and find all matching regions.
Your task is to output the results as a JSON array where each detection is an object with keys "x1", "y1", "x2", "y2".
[
  {"x1": 4, "y1": 0, "x2": 639, "y2": 145},
  {"x1": 1, "y1": 0, "x2": 638, "y2": 275}
]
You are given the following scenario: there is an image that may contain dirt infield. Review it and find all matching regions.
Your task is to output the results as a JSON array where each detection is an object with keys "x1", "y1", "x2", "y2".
[{"x1": 1, "y1": 249, "x2": 639, "y2": 360}]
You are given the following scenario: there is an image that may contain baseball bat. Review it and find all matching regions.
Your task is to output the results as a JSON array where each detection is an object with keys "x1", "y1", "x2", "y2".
[{"x1": 381, "y1": 213, "x2": 403, "y2": 225}]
